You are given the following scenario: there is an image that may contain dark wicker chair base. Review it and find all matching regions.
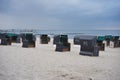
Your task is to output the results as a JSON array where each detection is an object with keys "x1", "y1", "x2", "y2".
[
  {"x1": 11, "y1": 38, "x2": 21, "y2": 43},
  {"x1": 55, "y1": 43, "x2": 70, "y2": 52},
  {"x1": 1, "y1": 38, "x2": 11, "y2": 45},
  {"x1": 110, "y1": 41, "x2": 120, "y2": 48},
  {"x1": 106, "y1": 41, "x2": 110, "y2": 46},
  {"x1": 22, "y1": 40, "x2": 35, "y2": 48},
  {"x1": 97, "y1": 43, "x2": 105, "y2": 51},
  {"x1": 80, "y1": 46, "x2": 99, "y2": 56},
  {"x1": 40, "y1": 41, "x2": 48, "y2": 44},
  {"x1": 119, "y1": 41, "x2": 120, "y2": 47}
]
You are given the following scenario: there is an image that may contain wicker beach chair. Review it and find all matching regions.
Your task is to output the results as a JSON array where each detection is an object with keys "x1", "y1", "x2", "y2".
[
  {"x1": 40, "y1": 34, "x2": 50, "y2": 44},
  {"x1": 74, "y1": 35, "x2": 81, "y2": 45},
  {"x1": 54, "y1": 35, "x2": 70, "y2": 52},
  {"x1": 97, "y1": 36, "x2": 105, "y2": 51},
  {"x1": 74, "y1": 35, "x2": 99, "y2": 56},
  {"x1": 110, "y1": 36, "x2": 119, "y2": 48},
  {"x1": 105, "y1": 35, "x2": 112, "y2": 46},
  {"x1": 6, "y1": 33, "x2": 21, "y2": 43},
  {"x1": 0, "y1": 33, "x2": 11, "y2": 45},
  {"x1": 22, "y1": 33, "x2": 36, "y2": 48}
]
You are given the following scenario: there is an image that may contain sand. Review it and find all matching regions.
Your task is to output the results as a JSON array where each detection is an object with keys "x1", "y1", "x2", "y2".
[{"x1": 0, "y1": 38, "x2": 120, "y2": 80}]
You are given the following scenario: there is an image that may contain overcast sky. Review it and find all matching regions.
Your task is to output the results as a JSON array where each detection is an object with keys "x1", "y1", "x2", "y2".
[{"x1": 0, "y1": 0, "x2": 120, "y2": 30}]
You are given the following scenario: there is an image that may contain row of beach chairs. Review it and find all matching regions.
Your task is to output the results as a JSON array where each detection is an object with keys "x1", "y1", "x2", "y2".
[{"x1": 0, "y1": 33, "x2": 120, "y2": 57}]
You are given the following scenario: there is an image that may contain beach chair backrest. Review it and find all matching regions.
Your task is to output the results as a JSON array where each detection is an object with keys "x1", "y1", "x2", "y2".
[
  {"x1": 111, "y1": 36, "x2": 119, "y2": 41},
  {"x1": 40, "y1": 35, "x2": 48, "y2": 40},
  {"x1": 74, "y1": 35, "x2": 97, "y2": 47},
  {"x1": 60, "y1": 35, "x2": 68, "y2": 43},
  {"x1": 53, "y1": 35, "x2": 68, "y2": 44},
  {"x1": 25, "y1": 33, "x2": 33, "y2": 41}
]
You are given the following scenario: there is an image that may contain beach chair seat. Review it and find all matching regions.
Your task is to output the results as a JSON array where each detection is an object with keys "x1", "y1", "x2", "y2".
[
  {"x1": 1, "y1": 38, "x2": 11, "y2": 45},
  {"x1": 55, "y1": 42, "x2": 70, "y2": 52},
  {"x1": 97, "y1": 43, "x2": 105, "y2": 51},
  {"x1": 80, "y1": 46, "x2": 99, "y2": 56},
  {"x1": 22, "y1": 40, "x2": 35, "y2": 48},
  {"x1": 11, "y1": 36, "x2": 17, "y2": 43}
]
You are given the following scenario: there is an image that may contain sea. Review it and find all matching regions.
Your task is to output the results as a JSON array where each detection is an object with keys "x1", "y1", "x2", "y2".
[
  {"x1": 35, "y1": 30, "x2": 120, "y2": 38},
  {"x1": 0, "y1": 29, "x2": 120, "y2": 39}
]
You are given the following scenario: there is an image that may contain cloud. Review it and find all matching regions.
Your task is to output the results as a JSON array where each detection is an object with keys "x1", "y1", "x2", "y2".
[
  {"x1": 6, "y1": 0, "x2": 120, "y2": 16},
  {"x1": 0, "y1": 0, "x2": 120, "y2": 29}
]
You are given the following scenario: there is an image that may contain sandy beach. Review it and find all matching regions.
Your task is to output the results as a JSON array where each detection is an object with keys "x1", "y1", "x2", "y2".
[{"x1": 0, "y1": 38, "x2": 120, "y2": 80}]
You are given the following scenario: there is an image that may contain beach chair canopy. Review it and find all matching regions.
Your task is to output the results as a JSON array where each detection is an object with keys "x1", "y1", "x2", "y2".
[
  {"x1": 21, "y1": 33, "x2": 35, "y2": 41},
  {"x1": 6, "y1": 33, "x2": 17, "y2": 37},
  {"x1": 40, "y1": 34, "x2": 48, "y2": 39},
  {"x1": 97, "y1": 36, "x2": 105, "y2": 42},
  {"x1": 53, "y1": 35, "x2": 68, "y2": 44},
  {"x1": 105, "y1": 35, "x2": 112, "y2": 41},
  {"x1": 60, "y1": 35, "x2": 68, "y2": 43},
  {"x1": 111, "y1": 36, "x2": 119, "y2": 41}
]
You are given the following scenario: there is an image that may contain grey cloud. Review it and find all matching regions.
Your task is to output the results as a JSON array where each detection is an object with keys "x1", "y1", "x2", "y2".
[{"x1": 0, "y1": 0, "x2": 120, "y2": 29}]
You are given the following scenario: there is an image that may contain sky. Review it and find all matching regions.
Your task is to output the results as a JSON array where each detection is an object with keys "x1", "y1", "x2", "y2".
[{"x1": 0, "y1": 0, "x2": 120, "y2": 30}]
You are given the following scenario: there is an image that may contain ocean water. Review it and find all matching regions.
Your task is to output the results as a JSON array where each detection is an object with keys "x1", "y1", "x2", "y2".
[
  {"x1": 1, "y1": 29, "x2": 120, "y2": 38},
  {"x1": 35, "y1": 30, "x2": 120, "y2": 38}
]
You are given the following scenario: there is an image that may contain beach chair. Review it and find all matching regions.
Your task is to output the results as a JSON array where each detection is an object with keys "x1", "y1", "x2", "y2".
[
  {"x1": 40, "y1": 34, "x2": 50, "y2": 44},
  {"x1": 1, "y1": 38, "x2": 11, "y2": 45},
  {"x1": 110, "y1": 36, "x2": 119, "y2": 48},
  {"x1": 48, "y1": 36, "x2": 50, "y2": 42},
  {"x1": 16, "y1": 35, "x2": 21, "y2": 43},
  {"x1": 97, "y1": 36, "x2": 105, "y2": 51},
  {"x1": 0, "y1": 33, "x2": 11, "y2": 45},
  {"x1": 0, "y1": 33, "x2": 3, "y2": 39},
  {"x1": 53, "y1": 35, "x2": 70, "y2": 52},
  {"x1": 22, "y1": 33, "x2": 36, "y2": 48},
  {"x1": 6, "y1": 33, "x2": 21, "y2": 43},
  {"x1": 74, "y1": 35, "x2": 81, "y2": 45},
  {"x1": 74, "y1": 35, "x2": 99, "y2": 56},
  {"x1": 105, "y1": 35, "x2": 112, "y2": 46},
  {"x1": 119, "y1": 37, "x2": 120, "y2": 47}
]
